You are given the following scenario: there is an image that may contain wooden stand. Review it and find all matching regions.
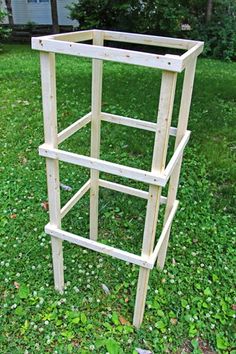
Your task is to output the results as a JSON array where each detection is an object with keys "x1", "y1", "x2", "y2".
[{"x1": 32, "y1": 30, "x2": 203, "y2": 328}]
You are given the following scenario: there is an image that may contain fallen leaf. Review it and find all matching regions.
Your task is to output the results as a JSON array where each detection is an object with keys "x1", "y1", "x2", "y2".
[
  {"x1": 14, "y1": 281, "x2": 20, "y2": 289},
  {"x1": 161, "y1": 278, "x2": 166, "y2": 283},
  {"x1": 10, "y1": 214, "x2": 17, "y2": 219},
  {"x1": 232, "y1": 304, "x2": 236, "y2": 310},
  {"x1": 119, "y1": 315, "x2": 130, "y2": 326},
  {"x1": 41, "y1": 201, "x2": 49, "y2": 211},
  {"x1": 170, "y1": 318, "x2": 178, "y2": 325},
  {"x1": 125, "y1": 297, "x2": 129, "y2": 303}
]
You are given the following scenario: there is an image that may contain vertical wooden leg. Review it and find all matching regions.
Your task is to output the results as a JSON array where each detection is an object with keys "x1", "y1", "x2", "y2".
[
  {"x1": 157, "y1": 58, "x2": 197, "y2": 269},
  {"x1": 133, "y1": 267, "x2": 150, "y2": 328},
  {"x1": 133, "y1": 185, "x2": 162, "y2": 328},
  {"x1": 133, "y1": 71, "x2": 177, "y2": 328},
  {"x1": 51, "y1": 237, "x2": 64, "y2": 292},
  {"x1": 40, "y1": 52, "x2": 64, "y2": 292},
  {"x1": 46, "y1": 158, "x2": 64, "y2": 292},
  {"x1": 90, "y1": 31, "x2": 104, "y2": 241}
]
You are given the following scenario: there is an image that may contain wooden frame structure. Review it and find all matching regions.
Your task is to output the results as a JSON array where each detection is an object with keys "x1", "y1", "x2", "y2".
[{"x1": 32, "y1": 29, "x2": 203, "y2": 328}]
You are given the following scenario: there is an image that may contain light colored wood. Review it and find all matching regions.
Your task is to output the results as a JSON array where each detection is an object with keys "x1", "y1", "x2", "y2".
[
  {"x1": 133, "y1": 70, "x2": 177, "y2": 328},
  {"x1": 103, "y1": 30, "x2": 198, "y2": 50},
  {"x1": 35, "y1": 30, "x2": 202, "y2": 328},
  {"x1": 90, "y1": 31, "x2": 104, "y2": 241},
  {"x1": 58, "y1": 112, "x2": 91, "y2": 144},
  {"x1": 32, "y1": 30, "x2": 203, "y2": 72},
  {"x1": 31, "y1": 37, "x2": 183, "y2": 72},
  {"x1": 38, "y1": 29, "x2": 199, "y2": 51},
  {"x1": 101, "y1": 112, "x2": 177, "y2": 136},
  {"x1": 99, "y1": 179, "x2": 148, "y2": 199},
  {"x1": 61, "y1": 179, "x2": 91, "y2": 219},
  {"x1": 40, "y1": 52, "x2": 64, "y2": 292},
  {"x1": 99, "y1": 179, "x2": 167, "y2": 204},
  {"x1": 39, "y1": 145, "x2": 166, "y2": 186},
  {"x1": 48, "y1": 30, "x2": 93, "y2": 42},
  {"x1": 45, "y1": 224, "x2": 153, "y2": 269},
  {"x1": 181, "y1": 42, "x2": 204, "y2": 70},
  {"x1": 150, "y1": 200, "x2": 179, "y2": 263},
  {"x1": 157, "y1": 58, "x2": 197, "y2": 269},
  {"x1": 164, "y1": 130, "x2": 191, "y2": 181}
]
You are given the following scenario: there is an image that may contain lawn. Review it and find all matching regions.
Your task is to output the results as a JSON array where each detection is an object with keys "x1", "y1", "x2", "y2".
[{"x1": 0, "y1": 44, "x2": 235, "y2": 354}]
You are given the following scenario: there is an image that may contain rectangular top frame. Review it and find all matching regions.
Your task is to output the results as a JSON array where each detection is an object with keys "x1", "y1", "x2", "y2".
[{"x1": 32, "y1": 29, "x2": 203, "y2": 72}]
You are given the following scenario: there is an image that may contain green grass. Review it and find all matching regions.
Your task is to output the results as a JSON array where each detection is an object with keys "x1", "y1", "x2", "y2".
[{"x1": 0, "y1": 44, "x2": 235, "y2": 354}]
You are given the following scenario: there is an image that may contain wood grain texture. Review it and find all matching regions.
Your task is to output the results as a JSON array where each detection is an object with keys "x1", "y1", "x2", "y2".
[
  {"x1": 133, "y1": 71, "x2": 177, "y2": 328},
  {"x1": 40, "y1": 52, "x2": 64, "y2": 292},
  {"x1": 90, "y1": 31, "x2": 104, "y2": 241},
  {"x1": 157, "y1": 58, "x2": 197, "y2": 269}
]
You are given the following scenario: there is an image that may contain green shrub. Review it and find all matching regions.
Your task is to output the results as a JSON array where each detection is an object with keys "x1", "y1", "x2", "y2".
[
  {"x1": 0, "y1": 8, "x2": 11, "y2": 47},
  {"x1": 69, "y1": 0, "x2": 236, "y2": 60}
]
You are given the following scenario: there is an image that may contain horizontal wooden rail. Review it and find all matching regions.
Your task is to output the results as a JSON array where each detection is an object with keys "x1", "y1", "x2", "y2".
[
  {"x1": 46, "y1": 200, "x2": 179, "y2": 270},
  {"x1": 32, "y1": 38, "x2": 183, "y2": 72},
  {"x1": 181, "y1": 42, "x2": 204, "y2": 69},
  {"x1": 45, "y1": 223, "x2": 153, "y2": 269},
  {"x1": 38, "y1": 29, "x2": 199, "y2": 51},
  {"x1": 99, "y1": 178, "x2": 167, "y2": 204},
  {"x1": 40, "y1": 131, "x2": 190, "y2": 188},
  {"x1": 103, "y1": 30, "x2": 198, "y2": 50},
  {"x1": 99, "y1": 178, "x2": 148, "y2": 199},
  {"x1": 61, "y1": 179, "x2": 91, "y2": 219},
  {"x1": 47, "y1": 30, "x2": 93, "y2": 43},
  {"x1": 32, "y1": 30, "x2": 203, "y2": 72},
  {"x1": 150, "y1": 200, "x2": 179, "y2": 264},
  {"x1": 58, "y1": 112, "x2": 91, "y2": 144},
  {"x1": 39, "y1": 145, "x2": 167, "y2": 186},
  {"x1": 101, "y1": 112, "x2": 177, "y2": 136},
  {"x1": 164, "y1": 130, "x2": 191, "y2": 181}
]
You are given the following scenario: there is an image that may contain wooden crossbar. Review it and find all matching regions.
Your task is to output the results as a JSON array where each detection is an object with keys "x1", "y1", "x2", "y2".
[
  {"x1": 101, "y1": 112, "x2": 177, "y2": 136},
  {"x1": 32, "y1": 31, "x2": 203, "y2": 72},
  {"x1": 57, "y1": 111, "x2": 178, "y2": 147},
  {"x1": 39, "y1": 145, "x2": 166, "y2": 186},
  {"x1": 150, "y1": 200, "x2": 179, "y2": 264},
  {"x1": 32, "y1": 38, "x2": 184, "y2": 72},
  {"x1": 45, "y1": 223, "x2": 153, "y2": 269},
  {"x1": 99, "y1": 179, "x2": 167, "y2": 204},
  {"x1": 61, "y1": 179, "x2": 91, "y2": 219},
  {"x1": 181, "y1": 42, "x2": 204, "y2": 69},
  {"x1": 46, "y1": 201, "x2": 178, "y2": 270},
  {"x1": 58, "y1": 112, "x2": 91, "y2": 144},
  {"x1": 103, "y1": 30, "x2": 198, "y2": 50},
  {"x1": 99, "y1": 178, "x2": 148, "y2": 199},
  {"x1": 46, "y1": 30, "x2": 93, "y2": 43},
  {"x1": 60, "y1": 178, "x2": 167, "y2": 221},
  {"x1": 45, "y1": 199, "x2": 178, "y2": 269},
  {"x1": 40, "y1": 130, "x2": 191, "y2": 188},
  {"x1": 164, "y1": 130, "x2": 191, "y2": 181}
]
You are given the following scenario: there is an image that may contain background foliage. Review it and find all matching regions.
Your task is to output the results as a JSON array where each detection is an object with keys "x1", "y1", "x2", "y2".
[
  {"x1": 0, "y1": 6, "x2": 11, "y2": 46},
  {"x1": 69, "y1": 0, "x2": 236, "y2": 60}
]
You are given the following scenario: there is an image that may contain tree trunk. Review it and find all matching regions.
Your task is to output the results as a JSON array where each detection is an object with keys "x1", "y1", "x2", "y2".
[
  {"x1": 206, "y1": 0, "x2": 213, "y2": 23},
  {"x1": 50, "y1": 0, "x2": 59, "y2": 34},
  {"x1": 5, "y1": 0, "x2": 14, "y2": 27}
]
